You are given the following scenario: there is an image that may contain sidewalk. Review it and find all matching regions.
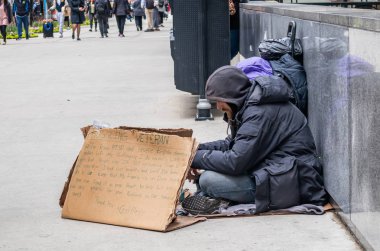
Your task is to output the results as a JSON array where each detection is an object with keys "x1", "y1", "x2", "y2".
[{"x1": 0, "y1": 18, "x2": 362, "y2": 251}]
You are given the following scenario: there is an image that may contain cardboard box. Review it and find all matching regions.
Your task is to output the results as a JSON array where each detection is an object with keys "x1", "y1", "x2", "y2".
[{"x1": 60, "y1": 126, "x2": 205, "y2": 232}]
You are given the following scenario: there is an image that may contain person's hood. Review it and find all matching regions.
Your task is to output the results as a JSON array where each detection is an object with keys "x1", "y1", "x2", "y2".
[
  {"x1": 246, "y1": 75, "x2": 293, "y2": 105},
  {"x1": 205, "y1": 66, "x2": 252, "y2": 110}
]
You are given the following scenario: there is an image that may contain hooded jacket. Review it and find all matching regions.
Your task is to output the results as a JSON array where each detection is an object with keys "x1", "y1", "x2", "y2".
[{"x1": 192, "y1": 66, "x2": 327, "y2": 213}]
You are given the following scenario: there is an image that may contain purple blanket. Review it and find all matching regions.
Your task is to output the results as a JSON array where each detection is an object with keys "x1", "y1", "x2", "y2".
[{"x1": 236, "y1": 57, "x2": 273, "y2": 81}]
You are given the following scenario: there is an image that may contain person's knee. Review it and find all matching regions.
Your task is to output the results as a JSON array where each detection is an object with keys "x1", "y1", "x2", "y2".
[{"x1": 199, "y1": 171, "x2": 220, "y2": 193}]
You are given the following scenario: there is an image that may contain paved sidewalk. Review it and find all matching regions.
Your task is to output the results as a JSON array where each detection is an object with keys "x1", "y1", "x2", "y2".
[{"x1": 0, "y1": 18, "x2": 362, "y2": 251}]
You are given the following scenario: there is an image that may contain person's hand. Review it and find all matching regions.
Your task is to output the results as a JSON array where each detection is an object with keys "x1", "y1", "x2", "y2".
[
  {"x1": 79, "y1": 7, "x2": 84, "y2": 11},
  {"x1": 186, "y1": 168, "x2": 202, "y2": 183}
]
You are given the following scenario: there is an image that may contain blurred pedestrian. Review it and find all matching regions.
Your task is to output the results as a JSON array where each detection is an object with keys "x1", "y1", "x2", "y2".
[
  {"x1": 0, "y1": 0, "x2": 12, "y2": 45},
  {"x1": 141, "y1": 0, "x2": 153, "y2": 32},
  {"x1": 86, "y1": 0, "x2": 97, "y2": 31},
  {"x1": 95, "y1": 0, "x2": 111, "y2": 38},
  {"x1": 152, "y1": 0, "x2": 159, "y2": 31},
  {"x1": 132, "y1": 0, "x2": 143, "y2": 31},
  {"x1": 68, "y1": 0, "x2": 85, "y2": 40},
  {"x1": 113, "y1": 0, "x2": 130, "y2": 37},
  {"x1": 63, "y1": 1, "x2": 70, "y2": 29},
  {"x1": 50, "y1": 0, "x2": 65, "y2": 38},
  {"x1": 13, "y1": 0, "x2": 30, "y2": 40},
  {"x1": 157, "y1": 0, "x2": 164, "y2": 27}
]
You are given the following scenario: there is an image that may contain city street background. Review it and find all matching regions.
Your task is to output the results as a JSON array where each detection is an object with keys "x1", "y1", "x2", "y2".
[{"x1": 0, "y1": 18, "x2": 362, "y2": 250}]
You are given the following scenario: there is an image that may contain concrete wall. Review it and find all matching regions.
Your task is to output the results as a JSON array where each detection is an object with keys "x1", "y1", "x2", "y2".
[{"x1": 240, "y1": 3, "x2": 380, "y2": 250}]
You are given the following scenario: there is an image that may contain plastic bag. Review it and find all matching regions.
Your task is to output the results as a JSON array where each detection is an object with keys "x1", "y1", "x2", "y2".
[
  {"x1": 258, "y1": 37, "x2": 303, "y2": 61},
  {"x1": 258, "y1": 21, "x2": 303, "y2": 61}
]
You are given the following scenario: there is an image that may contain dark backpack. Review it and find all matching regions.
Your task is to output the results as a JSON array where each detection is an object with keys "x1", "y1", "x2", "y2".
[
  {"x1": 146, "y1": 0, "x2": 154, "y2": 9},
  {"x1": 158, "y1": 0, "x2": 164, "y2": 7},
  {"x1": 96, "y1": 0, "x2": 106, "y2": 14}
]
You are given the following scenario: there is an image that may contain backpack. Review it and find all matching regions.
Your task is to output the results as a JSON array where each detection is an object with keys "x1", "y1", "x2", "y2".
[
  {"x1": 158, "y1": 0, "x2": 164, "y2": 7},
  {"x1": 146, "y1": 0, "x2": 154, "y2": 9},
  {"x1": 270, "y1": 54, "x2": 308, "y2": 116},
  {"x1": 96, "y1": 0, "x2": 106, "y2": 14}
]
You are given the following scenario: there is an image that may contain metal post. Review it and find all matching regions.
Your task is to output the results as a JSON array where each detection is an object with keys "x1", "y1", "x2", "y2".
[{"x1": 196, "y1": 0, "x2": 213, "y2": 121}]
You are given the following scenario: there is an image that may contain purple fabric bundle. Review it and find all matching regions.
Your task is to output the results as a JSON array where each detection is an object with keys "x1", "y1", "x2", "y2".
[{"x1": 236, "y1": 57, "x2": 273, "y2": 81}]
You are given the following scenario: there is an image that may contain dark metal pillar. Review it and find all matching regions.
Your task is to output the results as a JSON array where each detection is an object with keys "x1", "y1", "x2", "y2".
[{"x1": 196, "y1": 0, "x2": 213, "y2": 121}]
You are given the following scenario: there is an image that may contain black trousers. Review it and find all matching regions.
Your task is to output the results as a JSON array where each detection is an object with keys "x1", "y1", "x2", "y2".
[
  {"x1": 158, "y1": 11, "x2": 164, "y2": 24},
  {"x1": 116, "y1": 15, "x2": 126, "y2": 35},
  {"x1": 134, "y1": 16, "x2": 142, "y2": 30},
  {"x1": 0, "y1": 25, "x2": 6, "y2": 42},
  {"x1": 89, "y1": 13, "x2": 97, "y2": 30},
  {"x1": 98, "y1": 15, "x2": 108, "y2": 36}
]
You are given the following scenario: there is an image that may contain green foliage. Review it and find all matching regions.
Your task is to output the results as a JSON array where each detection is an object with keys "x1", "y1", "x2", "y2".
[{"x1": 0, "y1": 33, "x2": 39, "y2": 39}]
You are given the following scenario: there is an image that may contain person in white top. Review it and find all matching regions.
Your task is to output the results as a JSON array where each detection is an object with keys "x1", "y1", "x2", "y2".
[{"x1": 50, "y1": 0, "x2": 66, "y2": 38}]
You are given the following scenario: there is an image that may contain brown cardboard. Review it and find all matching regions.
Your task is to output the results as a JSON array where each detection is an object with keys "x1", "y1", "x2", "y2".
[{"x1": 61, "y1": 126, "x2": 204, "y2": 232}]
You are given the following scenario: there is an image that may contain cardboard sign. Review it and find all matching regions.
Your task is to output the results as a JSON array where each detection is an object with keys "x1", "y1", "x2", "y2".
[{"x1": 61, "y1": 126, "x2": 204, "y2": 232}]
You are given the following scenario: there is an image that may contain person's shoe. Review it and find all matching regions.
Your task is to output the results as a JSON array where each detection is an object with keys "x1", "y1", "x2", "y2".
[
  {"x1": 59, "y1": 33, "x2": 63, "y2": 38},
  {"x1": 16, "y1": 37, "x2": 21, "y2": 41},
  {"x1": 136, "y1": 27, "x2": 139, "y2": 31},
  {"x1": 144, "y1": 29, "x2": 153, "y2": 32},
  {"x1": 160, "y1": 24, "x2": 164, "y2": 27},
  {"x1": 121, "y1": 34, "x2": 125, "y2": 37},
  {"x1": 77, "y1": 37, "x2": 81, "y2": 41},
  {"x1": 89, "y1": 29, "x2": 92, "y2": 32},
  {"x1": 2, "y1": 41, "x2": 6, "y2": 45},
  {"x1": 72, "y1": 33, "x2": 75, "y2": 39},
  {"x1": 181, "y1": 195, "x2": 228, "y2": 215},
  {"x1": 100, "y1": 35, "x2": 104, "y2": 38},
  {"x1": 26, "y1": 35, "x2": 29, "y2": 40},
  {"x1": 154, "y1": 28, "x2": 160, "y2": 31},
  {"x1": 105, "y1": 34, "x2": 108, "y2": 37}
]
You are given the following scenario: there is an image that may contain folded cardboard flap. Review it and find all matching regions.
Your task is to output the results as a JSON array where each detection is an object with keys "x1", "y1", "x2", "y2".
[{"x1": 60, "y1": 126, "x2": 202, "y2": 232}]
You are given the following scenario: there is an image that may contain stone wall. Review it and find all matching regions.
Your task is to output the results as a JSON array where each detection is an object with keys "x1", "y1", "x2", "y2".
[{"x1": 240, "y1": 2, "x2": 380, "y2": 250}]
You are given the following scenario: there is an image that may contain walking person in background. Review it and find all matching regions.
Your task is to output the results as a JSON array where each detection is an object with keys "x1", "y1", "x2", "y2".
[
  {"x1": 113, "y1": 0, "x2": 129, "y2": 37},
  {"x1": 86, "y1": 0, "x2": 97, "y2": 32},
  {"x1": 95, "y1": 0, "x2": 111, "y2": 38},
  {"x1": 68, "y1": 0, "x2": 85, "y2": 40},
  {"x1": 0, "y1": 0, "x2": 12, "y2": 45},
  {"x1": 63, "y1": 1, "x2": 70, "y2": 29},
  {"x1": 141, "y1": 0, "x2": 153, "y2": 32},
  {"x1": 13, "y1": 0, "x2": 30, "y2": 40},
  {"x1": 50, "y1": 0, "x2": 65, "y2": 38},
  {"x1": 152, "y1": 0, "x2": 159, "y2": 31},
  {"x1": 156, "y1": 0, "x2": 164, "y2": 27},
  {"x1": 132, "y1": 0, "x2": 143, "y2": 31}
]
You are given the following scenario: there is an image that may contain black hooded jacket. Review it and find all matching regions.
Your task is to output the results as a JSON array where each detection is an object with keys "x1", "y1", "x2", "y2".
[{"x1": 192, "y1": 66, "x2": 327, "y2": 213}]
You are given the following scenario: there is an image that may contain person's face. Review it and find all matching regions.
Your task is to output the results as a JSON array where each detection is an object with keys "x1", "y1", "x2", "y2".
[{"x1": 216, "y1": 101, "x2": 233, "y2": 120}]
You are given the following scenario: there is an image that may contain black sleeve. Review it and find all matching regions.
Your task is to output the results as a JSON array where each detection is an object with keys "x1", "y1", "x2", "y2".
[
  {"x1": 192, "y1": 112, "x2": 269, "y2": 176},
  {"x1": 198, "y1": 137, "x2": 231, "y2": 151}
]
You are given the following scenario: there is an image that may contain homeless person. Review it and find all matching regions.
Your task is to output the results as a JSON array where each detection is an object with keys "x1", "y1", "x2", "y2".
[{"x1": 182, "y1": 66, "x2": 327, "y2": 215}]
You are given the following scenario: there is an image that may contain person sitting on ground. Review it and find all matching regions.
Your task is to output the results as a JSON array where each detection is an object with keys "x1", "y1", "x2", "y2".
[{"x1": 183, "y1": 66, "x2": 327, "y2": 215}]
